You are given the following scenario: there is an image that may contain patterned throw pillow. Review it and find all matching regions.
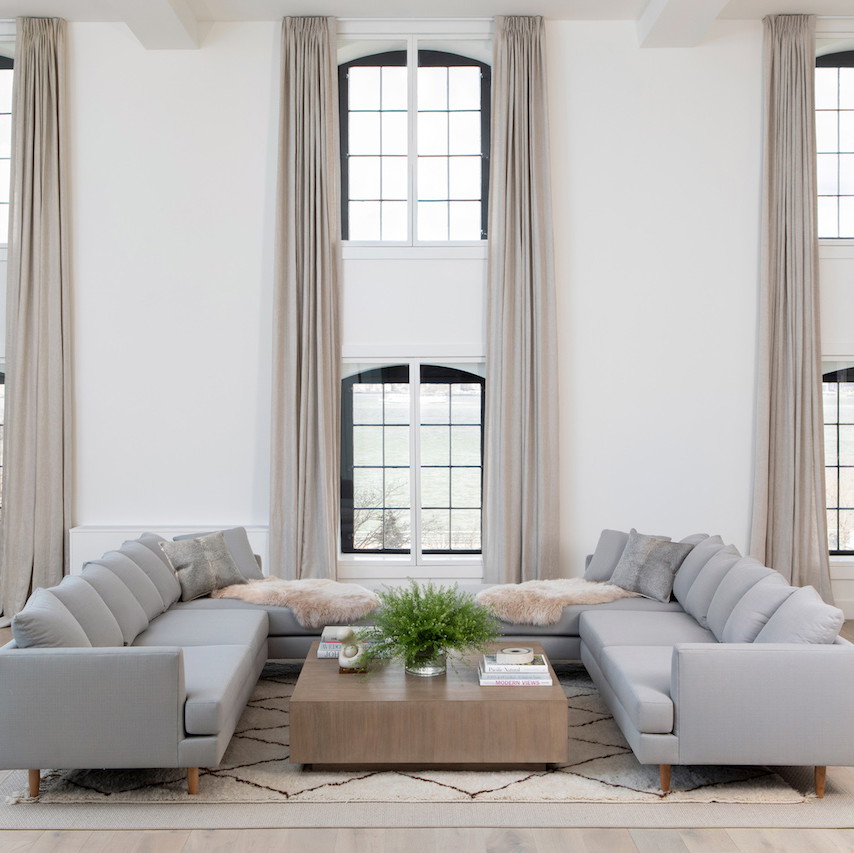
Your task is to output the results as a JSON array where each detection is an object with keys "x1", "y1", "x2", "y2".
[
  {"x1": 160, "y1": 531, "x2": 246, "y2": 602},
  {"x1": 609, "y1": 529, "x2": 694, "y2": 603}
]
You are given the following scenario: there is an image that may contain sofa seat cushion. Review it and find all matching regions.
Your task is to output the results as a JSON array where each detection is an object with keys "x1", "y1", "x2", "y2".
[
  {"x1": 132, "y1": 609, "x2": 268, "y2": 653},
  {"x1": 580, "y1": 610, "x2": 716, "y2": 665},
  {"x1": 599, "y1": 645, "x2": 674, "y2": 734},
  {"x1": 182, "y1": 644, "x2": 255, "y2": 735},
  {"x1": 170, "y1": 597, "x2": 325, "y2": 636}
]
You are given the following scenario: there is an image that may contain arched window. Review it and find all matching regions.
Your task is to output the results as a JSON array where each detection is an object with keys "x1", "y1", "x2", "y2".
[
  {"x1": 816, "y1": 51, "x2": 854, "y2": 238},
  {"x1": 341, "y1": 363, "x2": 484, "y2": 556},
  {"x1": 338, "y1": 48, "x2": 490, "y2": 242},
  {"x1": 823, "y1": 364, "x2": 854, "y2": 553}
]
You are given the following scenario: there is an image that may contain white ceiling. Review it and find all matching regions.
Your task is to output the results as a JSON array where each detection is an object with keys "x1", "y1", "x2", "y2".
[{"x1": 0, "y1": 0, "x2": 851, "y2": 49}]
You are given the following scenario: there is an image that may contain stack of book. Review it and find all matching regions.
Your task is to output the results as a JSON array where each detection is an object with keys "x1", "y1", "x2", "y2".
[{"x1": 477, "y1": 652, "x2": 553, "y2": 686}]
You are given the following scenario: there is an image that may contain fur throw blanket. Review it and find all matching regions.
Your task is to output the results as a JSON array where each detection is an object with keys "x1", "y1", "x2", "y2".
[
  {"x1": 212, "y1": 578, "x2": 380, "y2": 629},
  {"x1": 475, "y1": 578, "x2": 639, "y2": 626}
]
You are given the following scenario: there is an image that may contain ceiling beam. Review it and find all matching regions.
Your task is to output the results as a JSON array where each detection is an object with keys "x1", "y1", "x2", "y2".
[
  {"x1": 637, "y1": 0, "x2": 730, "y2": 48},
  {"x1": 120, "y1": 0, "x2": 210, "y2": 50}
]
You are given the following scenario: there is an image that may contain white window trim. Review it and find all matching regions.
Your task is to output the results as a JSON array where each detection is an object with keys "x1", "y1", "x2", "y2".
[{"x1": 338, "y1": 355, "x2": 484, "y2": 580}]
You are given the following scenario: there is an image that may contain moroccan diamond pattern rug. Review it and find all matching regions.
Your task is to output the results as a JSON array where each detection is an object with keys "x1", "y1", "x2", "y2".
[{"x1": 8, "y1": 663, "x2": 806, "y2": 806}]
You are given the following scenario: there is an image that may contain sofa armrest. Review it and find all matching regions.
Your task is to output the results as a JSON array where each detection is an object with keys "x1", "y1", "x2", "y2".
[
  {"x1": 0, "y1": 646, "x2": 187, "y2": 770},
  {"x1": 671, "y1": 642, "x2": 854, "y2": 766}
]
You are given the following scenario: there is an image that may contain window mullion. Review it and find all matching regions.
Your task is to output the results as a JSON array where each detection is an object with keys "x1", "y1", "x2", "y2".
[{"x1": 407, "y1": 36, "x2": 418, "y2": 246}]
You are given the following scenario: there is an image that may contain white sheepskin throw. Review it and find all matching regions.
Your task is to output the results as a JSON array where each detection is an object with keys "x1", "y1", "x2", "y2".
[
  {"x1": 212, "y1": 578, "x2": 380, "y2": 628},
  {"x1": 475, "y1": 578, "x2": 639, "y2": 626}
]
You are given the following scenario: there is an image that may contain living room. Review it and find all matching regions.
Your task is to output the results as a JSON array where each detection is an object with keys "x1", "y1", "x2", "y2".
[{"x1": 0, "y1": 0, "x2": 853, "y2": 850}]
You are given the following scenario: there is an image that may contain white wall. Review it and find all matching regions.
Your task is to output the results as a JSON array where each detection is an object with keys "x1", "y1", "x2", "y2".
[
  {"x1": 548, "y1": 20, "x2": 763, "y2": 574},
  {"x1": 66, "y1": 18, "x2": 767, "y2": 584}
]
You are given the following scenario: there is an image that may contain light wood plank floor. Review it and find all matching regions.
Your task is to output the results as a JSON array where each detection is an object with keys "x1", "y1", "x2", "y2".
[{"x1": 1, "y1": 623, "x2": 853, "y2": 851}]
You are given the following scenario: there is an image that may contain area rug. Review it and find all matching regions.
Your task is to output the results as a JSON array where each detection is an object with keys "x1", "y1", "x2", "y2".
[{"x1": 8, "y1": 663, "x2": 807, "y2": 806}]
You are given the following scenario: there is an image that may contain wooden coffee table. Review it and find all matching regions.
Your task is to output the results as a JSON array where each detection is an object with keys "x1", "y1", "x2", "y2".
[{"x1": 289, "y1": 641, "x2": 567, "y2": 769}]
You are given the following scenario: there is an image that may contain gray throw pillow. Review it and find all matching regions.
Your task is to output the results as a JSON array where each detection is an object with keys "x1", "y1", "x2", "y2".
[
  {"x1": 12, "y1": 588, "x2": 92, "y2": 648},
  {"x1": 583, "y1": 529, "x2": 630, "y2": 582},
  {"x1": 161, "y1": 531, "x2": 247, "y2": 602},
  {"x1": 173, "y1": 526, "x2": 264, "y2": 580},
  {"x1": 609, "y1": 529, "x2": 693, "y2": 603},
  {"x1": 754, "y1": 585, "x2": 844, "y2": 644}
]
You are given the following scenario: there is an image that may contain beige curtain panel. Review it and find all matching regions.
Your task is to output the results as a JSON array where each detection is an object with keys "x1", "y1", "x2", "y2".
[
  {"x1": 483, "y1": 16, "x2": 560, "y2": 583},
  {"x1": 270, "y1": 16, "x2": 341, "y2": 580},
  {"x1": 750, "y1": 14, "x2": 833, "y2": 600},
  {"x1": 0, "y1": 17, "x2": 72, "y2": 625}
]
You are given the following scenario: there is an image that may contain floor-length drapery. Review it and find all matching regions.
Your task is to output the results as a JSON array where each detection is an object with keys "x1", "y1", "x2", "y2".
[
  {"x1": 750, "y1": 14, "x2": 833, "y2": 600},
  {"x1": 0, "y1": 17, "x2": 72, "y2": 625},
  {"x1": 483, "y1": 16, "x2": 560, "y2": 583},
  {"x1": 269, "y1": 17, "x2": 341, "y2": 579}
]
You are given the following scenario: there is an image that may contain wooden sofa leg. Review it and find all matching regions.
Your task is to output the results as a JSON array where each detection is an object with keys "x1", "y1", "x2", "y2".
[
  {"x1": 815, "y1": 766, "x2": 827, "y2": 798},
  {"x1": 187, "y1": 767, "x2": 199, "y2": 795},
  {"x1": 28, "y1": 769, "x2": 39, "y2": 798},
  {"x1": 659, "y1": 764, "x2": 671, "y2": 794}
]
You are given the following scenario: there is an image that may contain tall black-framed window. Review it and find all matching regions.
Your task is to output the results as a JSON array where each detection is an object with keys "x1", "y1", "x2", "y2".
[
  {"x1": 338, "y1": 47, "x2": 491, "y2": 242},
  {"x1": 824, "y1": 365, "x2": 854, "y2": 553},
  {"x1": 340, "y1": 363, "x2": 485, "y2": 555}
]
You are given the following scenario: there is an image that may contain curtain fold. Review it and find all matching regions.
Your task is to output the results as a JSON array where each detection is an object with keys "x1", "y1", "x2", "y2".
[
  {"x1": 750, "y1": 14, "x2": 833, "y2": 600},
  {"x1": 483, "y1": 15, "x2": 560, "y2": 583},
  {"x1": 0, "y1": 17, "x2": 72, "y2": 625},
  {"x1": 270, "y1": 16, "x2": 341, "y2": 580}
]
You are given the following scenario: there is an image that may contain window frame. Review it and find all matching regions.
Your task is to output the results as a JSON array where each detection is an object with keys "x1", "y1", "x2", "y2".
[
  {"x1": 339, "y1": 357, "x2": 485, "y2": 571},
  {"x1": 823, "y1": 364, "x2": 854, "y2": 555},
  {"x1": 337, "y1": 24, "x2": 492, "y2": 248}
]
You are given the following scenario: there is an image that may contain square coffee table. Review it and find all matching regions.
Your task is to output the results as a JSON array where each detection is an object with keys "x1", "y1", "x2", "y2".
[{"x1": 290, "y1": 641, "x2": 567, "y2": 769}]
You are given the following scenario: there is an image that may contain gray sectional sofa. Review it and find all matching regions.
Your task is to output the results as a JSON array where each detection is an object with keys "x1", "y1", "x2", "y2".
[{"x1": 0, "y1": 526, "x2": 851, "y2": 799}]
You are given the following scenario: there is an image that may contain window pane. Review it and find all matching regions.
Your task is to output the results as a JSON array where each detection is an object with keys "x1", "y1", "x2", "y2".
[
  {"x1": 421, "y1": 467, "x2": 450, "y2": 507},
  {"x1": 381, "y1": 112, "x2": 407, "y2": 155},
  {"x1": 354, "y1": 467, "x2": 384, "y2": 504},
  {"x1": 827, "y1": 467, "x2": 839, "y2": 507},
  {"x1": 448, "y1": 67, "x2": 481, "y2": 110},
  {"x1": 450, "y1": 509, "x2": 481, "y2": 550},
  {"x1": 825, "y1": 381, "x2": 839, "y2": 422},
  {"x1": 349, "y1": 67, "x2": 381, "y2": 110},
  {"x1": 385, "y1": 469, "x2": 410, "y2": 508},
  {"x1": 353, "y1": 425, "x2": 382, "y2": 466},
  {"x1": 840, "y1": 509, "x2": 854, "y2": 550},
  {"x1": 353, "y1": 383, "x2": 383, "y2": 423},
  {"x1": 828, "y1": 509, "x2": 839, "y2": 551},
  {"x1": 382, "y1": 66, "x2": 407, "y2": 110},
  {"x1": 449, "y1": 202, "x2": 481, "y2": 240},
  {"x1": 826, "y1": 424, "x2": 839, "y2": 465},
  {"x1": 0, "y1": 203, "x2": 8, "y2": 244},
  {"x1": 382, "y1": 509, "x2": 410, "y2": 549},
  {"x1": 818, "y1": 196, "x2": 839, "y2": 238},
  {"x1": 816, "y1": 111, "x2": 838, "y2": 153},
  {"x1": 418, "y1": 201, "x2": 448, "y2": 240},
  {"x1": 418, "y1": 67, "x2": 448, "y2": 110},
  {"x1": 384, "y1": 425, "x2": 409, "y2": 465},
  {"x1": 842, "y1": 383, "x2": 854, "y2": 423},
  {"x1": 451, "y1": 468, "x2": 481, "y2": 507},
  {"x1": 839, "y1": 196, "x2": 854, "y2": 238},
  {"x1": 418, "y1": 112, "x2": 449, "y2": 155},
  {"x1": 841, "y1": 112, "x2": 854, "y2": 152},
  {"x1": 451, "y1": 384, "x2": 481, "y2": 423},
  {"x1": 348, "y1": 201, "x2": 381, "y2": 240},
  {"x1": 0, "y1": 70, "x2": 12, "y2": 114},
  {"x1": 421, "y1": 425, "x2": 449, "y2": 465},
  {"x1": 840, "y1": 154, "x2": 854, "y2": 194},
  {"x1": 818, "y1": 154, "x2": 839, "y2": 194},
  {"x1": 353, "y1": 509, "x2": 383, "y2": 550},
  {"x1": 448, "y1": 113, "x2": 481, "y2": 155},
  {"x1": 382, "y1": 156, "x2": 407, "y2": 200},
  {"x1": 448, "y1": 157, "x2": 481, "y2": 199},
  {"x1": 348, "y1": 112, "x2": 381, "y2": 155},
  {"x1": 384, "y1": 383, "x2": 410, "y2": 424},
  {"x1": 840, "y1": 425, "x2": 854, "y2": 466},
  {"x1": 380, "y1": 201, "x2": 407, "y2": 241},
  {"x1": 0, "y1": 115, "x2": 9, "y2": 159},
  {"x1": 417, "y1": 157, "x2": 448, "y2": 201},
  {"x1": 816, "y1": 67, "x2": 839, "y2": 110},
  {"x1": 349, "y1": 157, "x2": 381, "y2": 200},
  {"x1": 450, "y1": 425, "x2": 481, "y2": 465},
  {"x1": 841, "y1": 68, "x2": 854, "y2": 109},
  {"x1": 422, "y1": 509, "x2": 450, "y2": 550},
  {"x1": 840, "y1": 467, "x2": 854, "y2": 508},
  {"x1": 421, "y1": 383, "x2": 450, "y2": 423}
]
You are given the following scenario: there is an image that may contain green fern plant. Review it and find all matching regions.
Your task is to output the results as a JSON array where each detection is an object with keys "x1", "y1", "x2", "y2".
[{"x1": 357, "y1": 579, "x2": 500, "y2": 671}]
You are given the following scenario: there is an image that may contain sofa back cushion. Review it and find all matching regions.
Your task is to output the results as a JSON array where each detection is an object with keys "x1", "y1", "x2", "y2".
[
  {"x1": 173, "y1": 527, "x2": 264, "y2": 581},
  {"x1": 49, "y1": 575, "x2": 124, "y2": 647},
  {"x1": 609, "y1": 529, "x2": 693, "y2": 603},
  {"x1": 671, "y1": 535, "x2": 725, "y2": 605},
  {"x1": 11, "y1": 588, "x2": 92, "y2": 648},
  {"x1": 81, "y1": 563, "x2": 150, "y2": 645},
  {"x1": 680, "y1": 544, "x2": 741, "y2": 627},
  {"x1": 120, "y1": 539, "x2": 182, "y2": 609},
  {"x1": 88, "y1": 552, "x2": 166, "y2": 620},
  {"x1": 721, "y1": 573, "x2": 796, "y2": 643},
  {"x1": 754, "y1": 585, "x2": 844, "y2": 644},
  {"x1": 705, "y1": 557, "x2": 775, "y2": 641},
  {"x1": 583, "y1": 529, "x2": 630, "y2": 582}
]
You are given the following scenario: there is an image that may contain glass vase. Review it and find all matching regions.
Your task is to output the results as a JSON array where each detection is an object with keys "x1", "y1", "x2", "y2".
[{"x1": 405, "y1": 653, "x2": 447, "y2": 677}]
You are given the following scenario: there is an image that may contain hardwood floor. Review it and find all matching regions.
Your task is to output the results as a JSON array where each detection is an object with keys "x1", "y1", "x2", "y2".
[{"x1": 1, "y1": 623, "x2": 853, "y2": 851}]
